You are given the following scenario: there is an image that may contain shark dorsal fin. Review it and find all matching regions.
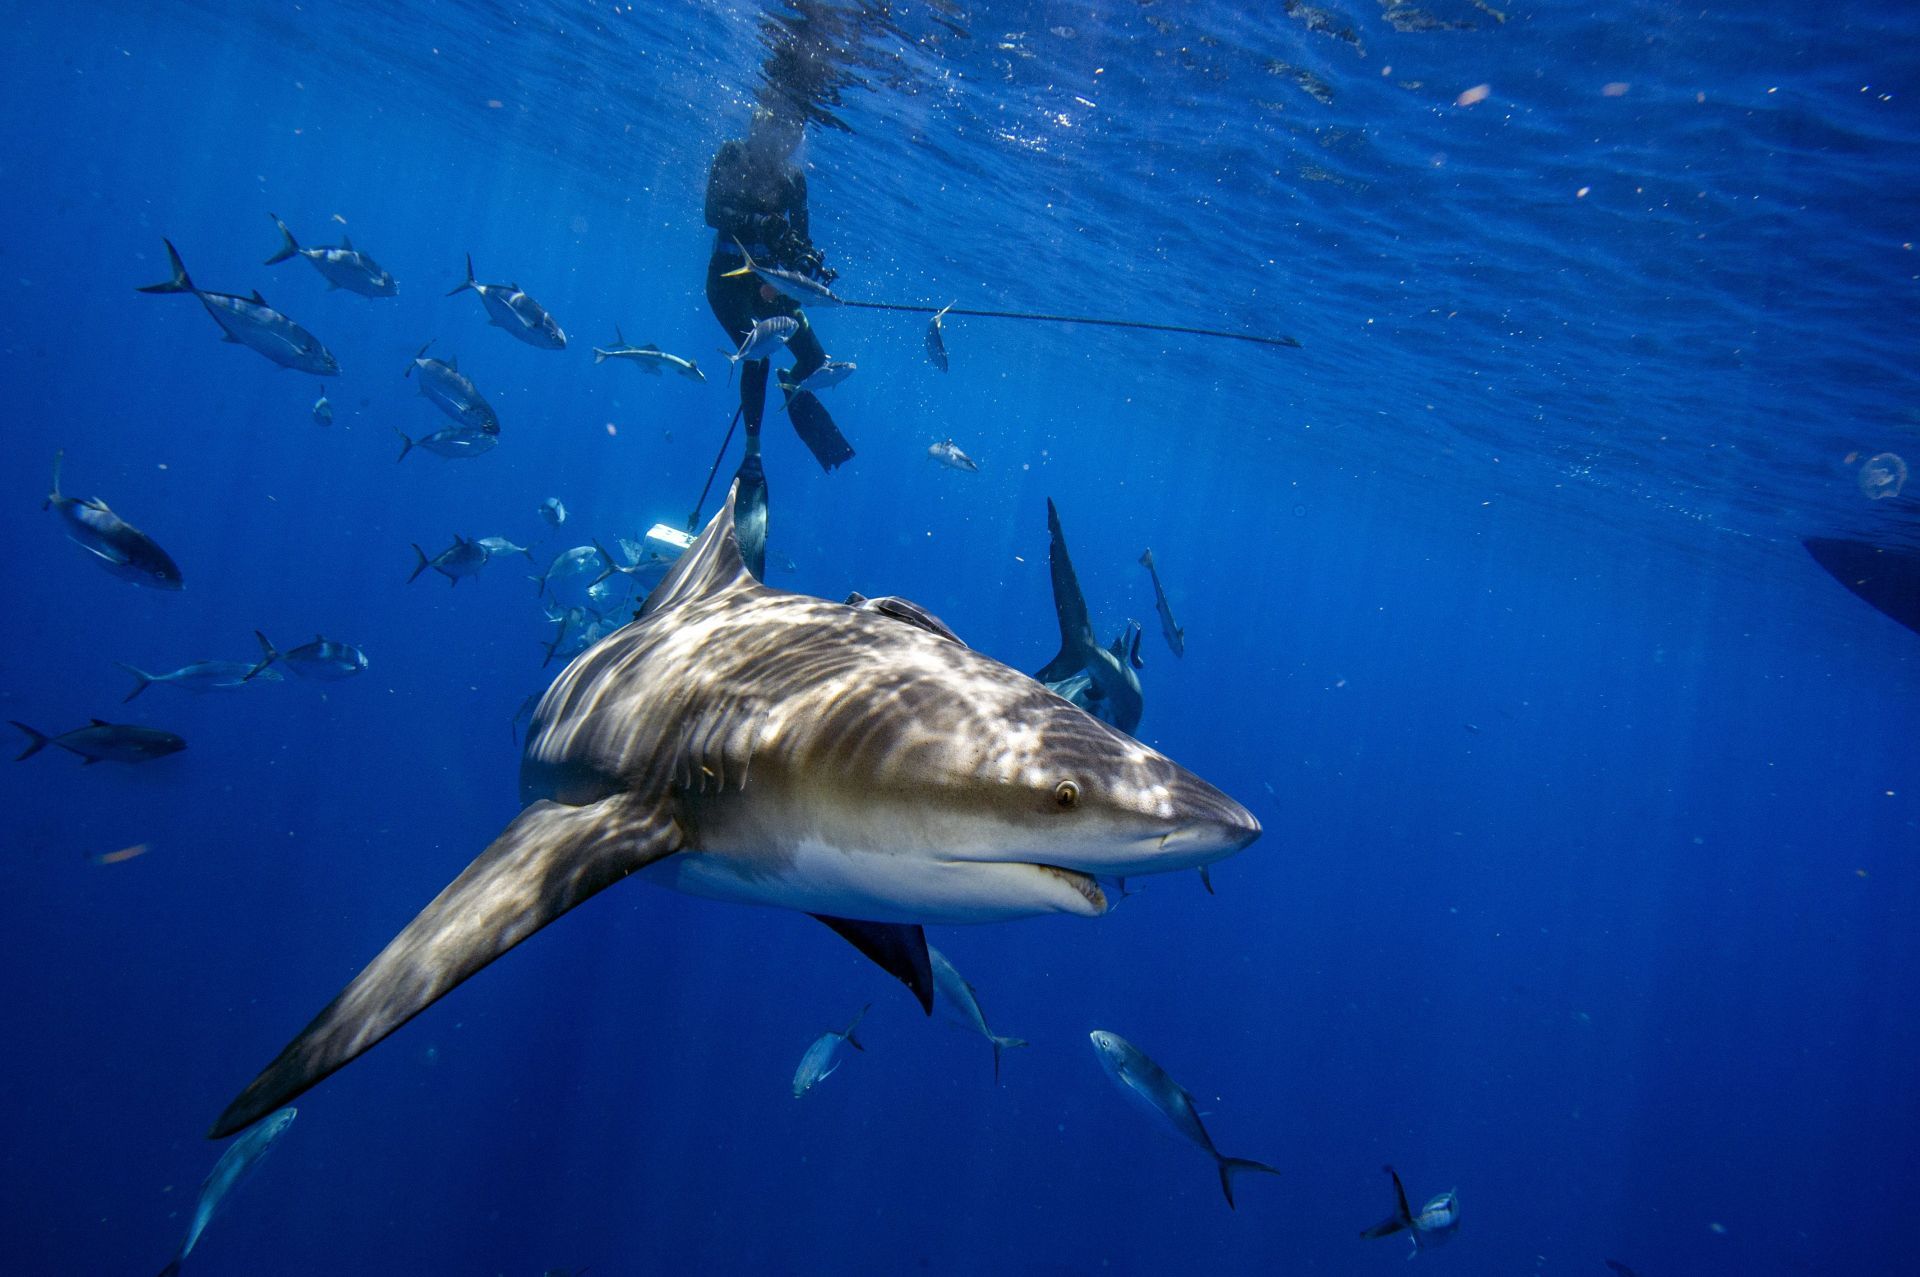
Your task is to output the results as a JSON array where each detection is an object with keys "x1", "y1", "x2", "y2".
[
  {"x1": 638, "y1": 484, "x2": 751, "y2": 619},
  {"x1": 1035, "y1": 497, "x2": 1095, "y2": 683}
]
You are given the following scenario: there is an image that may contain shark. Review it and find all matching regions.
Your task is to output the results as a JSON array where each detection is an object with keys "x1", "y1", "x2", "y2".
[
  {"x1": 209, "y1": 484, "x2": 1259, "y2": 1137},
  {"x1": 1035, "y1": 499, "x2": 1144, "y2": 736}
]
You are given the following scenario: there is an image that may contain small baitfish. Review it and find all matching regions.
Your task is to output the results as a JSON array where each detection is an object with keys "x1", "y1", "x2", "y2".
[
  {"x1": 138, "y1": 239, "x2": 339, "y2": 375},
  {"x1": 925, "y1": 302, "x2": 953, "y2": 372},
  {"x1": 119, "y1": 659, "x2": 281, "y2": 702},
  {"x1": 264, "y1": 215, "x2": 397, "y2": 296},
  {"x1": 539, "y1": 497, "x2": 567, "y2": 528},
  {"x1": 928, "y1": 946, "x2": 1028, "y2": 1083},
  {"x1": 44, "y1": 450, "x2": 184, "y2": 589},
  {"x1": 1088, "y1": 1030, "x2": 1279, "y2": 1209},
  {"x1": 928, "y1": 438, "x2": 978, "y2": 473},
  {"x1": 311, "y1": 389, "x2": 332, "y2": 427},
  {"x1": 10, "y1": 719, "x2": 186, "y2": 766},
  {"x1": 476, "y1": 536, "x2": 534, "y2": 562},
  {"x1": 780, "y1": 360, "x2": 856, "y2": 394},
  {"x1": 447, "y1": 253, "x2": 566, "y2": 349},
  {"x1": 405, "y1": 341, "x2": 499, "y2": 434},
  {"x1": 792, "y1": 1004, "x2": 869, "y2": 1097},
  {"x1": 156, "y1": 1106, "x2": 297, "y2": 1277},
  {"x1": 248, "y1": 631, "x2": 367, "y2": 682},
  {"x1": 592, "y1": 327, "x2": 706, "y2": 381},
  {"x1": 409, "y1": 536, "x2": 490, "y2": 586},
  {"x1": 393, "y1": 426, "x2": 498, "y2": 462},
  {"x1": 720, "y1": 315, "x2": 798, "y2": 379}
]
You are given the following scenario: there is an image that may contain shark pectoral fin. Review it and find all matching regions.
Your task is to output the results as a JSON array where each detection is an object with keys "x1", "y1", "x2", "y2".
[
  {"x1": 1035, "y1": 644, "x2": 1084, "y2": 685},
  {"x1": 809, "y1": 915, "x2": 934, "y2": 1014},
  {"x1": 209, "y1": 792, "x2": 684, "y2": 1138}
]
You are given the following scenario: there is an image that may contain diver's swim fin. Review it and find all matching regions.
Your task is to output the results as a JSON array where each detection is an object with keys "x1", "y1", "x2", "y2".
[
  {"x1": 784, "y1": 389, "x2": 854, "y2": 472},
  {"x1": 733, "y1": 451, "x2": 769, "y2": 582},
  {"x1": 1803, "y1": 537, "x2": 1920, "y2": 637}
]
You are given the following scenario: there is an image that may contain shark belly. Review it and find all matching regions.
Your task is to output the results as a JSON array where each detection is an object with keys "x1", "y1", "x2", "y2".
[{"x1": 641, "y1": 835, "x2": 1108, "y2": 924}]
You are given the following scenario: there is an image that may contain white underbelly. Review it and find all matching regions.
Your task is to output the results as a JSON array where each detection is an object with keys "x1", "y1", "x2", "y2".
[{"x1": 639, "y1": 837, "x2": 1107, "y2": 924}]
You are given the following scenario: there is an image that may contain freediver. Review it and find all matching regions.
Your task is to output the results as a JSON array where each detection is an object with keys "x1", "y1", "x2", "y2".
[{"x1": 705, "y1": 105, "x2": 853, "y2": 578}]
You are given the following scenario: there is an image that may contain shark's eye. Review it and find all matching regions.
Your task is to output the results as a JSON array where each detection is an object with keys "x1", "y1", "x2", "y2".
[{"x1": 1053, "y1": 780, "x2": 1080, "y2": 810}]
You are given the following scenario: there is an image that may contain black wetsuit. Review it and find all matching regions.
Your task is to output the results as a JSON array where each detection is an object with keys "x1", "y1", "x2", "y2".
[{"x1": 705, "y1": 139, "x2": 843, "y2": 465}]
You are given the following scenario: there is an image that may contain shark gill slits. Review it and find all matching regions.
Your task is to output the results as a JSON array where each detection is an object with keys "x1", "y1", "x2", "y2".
[{"x1": 1054, "y1": 780, "x2": 1080, "y2": 809}]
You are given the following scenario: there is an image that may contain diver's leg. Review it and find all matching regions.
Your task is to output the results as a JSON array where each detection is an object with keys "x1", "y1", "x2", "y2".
[
  {"x1": 778, "y1": 313, "x2": 851, "y2": 471},
  {"x1": 785, "y1": 315, "x2": 827, "y2": 386}
]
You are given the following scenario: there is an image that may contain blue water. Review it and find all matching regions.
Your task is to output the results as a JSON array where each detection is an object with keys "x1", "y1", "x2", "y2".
[{"x1": 2, "y1": 2, "x2": 1916, "y2": 1273}]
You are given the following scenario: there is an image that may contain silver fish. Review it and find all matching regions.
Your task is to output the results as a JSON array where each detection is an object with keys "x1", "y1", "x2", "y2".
[
  {"x1": 533, "y1": 545, "x2": 611, "y2": 606},
  {"x1": 539, "y1": 498, "x2": 567, "y2": 528},
  {"x1": 394, "y1": 426, "x2": 498, "y2": 462},
  {"x1": 1361, "y1": 1165, "x2": 1459, "y2": 1255},
  {"x1": 477, "y1": 536, "x2": 535, "y2": 562},
  {"x1": 720, "y1": 315, "x2": 798, "y2": 379},
  {"x1": 1088, "y1": 1030, "x2": 1279, "y2": 1209},
  {"x1": 723, "y1": 238, "x2": 845, "y2": 307},
  {"x1": 925, "y1": 302, "x2": 953, "y2": 372},
  {"x1": 409, "y1": 536, "x2": 490, "y2": 586},
  {"x1": 592, "y1": 327, "x2": 706, "y2": 382},
  {"x1": 247, "y1": 632, "x2": 367, "y2": 682},
  {"x1": 405, "y1": 342, "x2": 499, "y2": 434},
  {"x1": 311, "y1": 390, "x2": 332, "y2": 427},
  {"x1": 928, "y1": 947, "x2": 1028, "y2": 1082},
  {"x1": 264, "y1": 215, "x2": 397, "y2": 297},
  {"x1": 138, "y1": 239, "x2": 339, "y2": 375},
  {"x1": 10, "y1": 719, "x2": 185, "y2": 766},
  {"x1": 447, "y1": 253, "x2": 566, "y2": 349},
  {"x1": 119, "y1": 659, "x2": 282, "y2": 702},
  {"x1": 1138, "y1": 548, "x2": 1186, "y2": 657},
  {"x1": 928, "y1": 438, "x2": 978, "y2": 473},
  {"x1": 157, "y1": 1107, "x2": 297, "y2": 1277},
  {"x1": 792, "y1": 1005, "x2": 869, "y2": 1097},
  {"x1": 43, "y1": 451, "x2": 184, "y2": 589},
  {"x1": 780, "y1": 360, "x2": 857, "y2": 394}
]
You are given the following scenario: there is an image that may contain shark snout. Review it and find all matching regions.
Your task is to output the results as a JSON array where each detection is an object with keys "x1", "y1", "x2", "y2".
[{"x1": 1156, "y1": 772, "x2": 1261, "y2": 864}]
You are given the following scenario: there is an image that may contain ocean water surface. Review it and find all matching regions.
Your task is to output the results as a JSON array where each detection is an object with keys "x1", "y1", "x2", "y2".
[{"x1": 1, "y1": 2, "x2": 1915, "y2": 1274}]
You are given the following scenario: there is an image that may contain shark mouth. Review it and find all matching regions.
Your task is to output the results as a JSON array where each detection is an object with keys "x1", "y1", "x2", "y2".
[{"x1": 1034, "y1": 863, "x2": 1114, "y2": 914}]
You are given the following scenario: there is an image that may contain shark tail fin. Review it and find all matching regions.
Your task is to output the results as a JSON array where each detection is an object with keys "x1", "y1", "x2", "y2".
[
  {"x1": 1217, "y1": 1156, "x2": 1281, "y2": 1210},
  {"x1": 46, "y1": 449, "x2": 64, "y2": 510},
  {"x1": 137, "y1": 239, "x2": 194, "y2": 294},
  {"x1": 393, "y1": 428, "x2": 414, "y2": 463},
  {"x1": 117, "y1": 664, "x2": 156, "y2": 703},
  {"x1": 990, "y1": 1035, "x2": 1029, "y2": 1085},
  {"x1": 244, "y1": 631, "x2": 278, "y2": 682},
  {"x1": 264, "y1": 214, "x2": 300, "y2": 264},
  {"x1": 9, "y1": 721, "x2": 50, "y2": 762},
  {"x1": 842, "y1": 1003, "x2": 872, "y2": 1052},
  {"x1": 446, "y1": 252, "x2": 477, "y2": 297},
  {"x1": 407, "y1": 544, "x2": 430, "y2": 584},
  {"x1": 1035, "y1": 498, "x2": 1094, "y2": 683},
  {"x1": 208, "y1": 793, "x2": 687, "y2": 1138}
]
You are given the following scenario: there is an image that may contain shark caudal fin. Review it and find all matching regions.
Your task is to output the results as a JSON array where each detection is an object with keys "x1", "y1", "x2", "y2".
[
  {"x1": 137, "y1": 239, "x2": 195, "y2": 294},
  {"x1": 244, "y1": 631, "x2": 279, "y2": 682},
  {"x1": 1216, "y1": 1155, "x2": 1281, "y2": 1210},
  {"x1": 990, "y1": 1034, "x2": 1030, "y2": 1085},
  {"x1": 209, "y1": 792, "x2": 687, "y2": 1138},
  {"x1": 117, "y1": 664, "x2": 157, "y2": 703},
  {"x1": 1361, "y1": 1164, "x2": 1416, "y2": 1238},
  {"x1": 407, "y1": 544, "x2": 431, "y2": 584},
  {"x1": 809, "y1": 915, "x2": 933, "y2": 1013},
  {"x1": 636, "y1": 480, "x2": 754, "y2": 621},
  {"x1": 1035, "y1": 498, "x2": 1097, "y2": 683},
  {"x1": 446, "y1": 252, "x2": 477, "y2": 297},
  {"x1": 264, "y1": 214, "x2": 300, "y2": 265},
  {"x1": 9, "y1": 722, "x2": 51, "y2": 762}
]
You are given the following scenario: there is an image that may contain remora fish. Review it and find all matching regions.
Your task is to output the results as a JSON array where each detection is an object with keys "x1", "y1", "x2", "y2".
[
  {"x1": 156, "y1": 1107, "x2": 297, "y2": 1277},
  {"x1": 393, "y1": 426, "x2": 497, "y2": 462},
  {"x1": 263, "y1": 215, "x2": 397, "y2": 297},
  {"x1": 137, "y1": 239, "x2": 340, "y2": 375},
  {"x1": 778, "y1": 359, "x2": 857, "y2": 394},
  {"x1": 119, "y1": 659, "x2": 282, "y2": 702},
  {"x1": 405, "y1": 342, "x2": 499, "y2": 434},
  {"x1": 1088, "y1": 1030, "x2": 1279, "y2": 1209},
  {"x1": 447, "y1": 253, "x2": 566, "y2": 349},
  {"x1": 1360, "y1": 1165, "x2": 1459, "y2": 1254},
  {"x1": 723, "y1": 237, "x2": 845, "y2": 307},
  {"x1": 477, "y1": 536, "x2": 535, "y2": 562},
  {"x1": 311, "y1": 390, "x2": 332, "y2": 427},
  {"x1": 208, "y1": 483, "x2": 1259, "y2": 1135},
  {"x1": 1035, "y1": 500, "x2": 1143, "y2": 735},
  {"x1": 43, "y1": 451, "x2": 184, "y2": 590},
  {"x1": 928, "y1": 946, "x2": 1028, "y2": 1082},
  {"x1": 720, "y1": 315, "x2": 798, "y2": 381},
  {"x1": 1138, "y1": 548, "x2": 1186, "y2": 657},
  {"x1": 409, "y1": 536, "x2": 490, "y2": 586},
  {"x1": 925, "y1": 302, "x2": 953, "y2": 372},
  {"x1": 539, "y1": 498, "x2": 567, "y2": 528},
  {"x1": 247, "y1": 632, "x2": 367, "y2": 682},
  {"x1": 11, "y1": 719, "x2": 186, "y2": 766},
  {"x1": 792, "y1": 1004, "x2": 869, "y2": 1098},
  {"x1": 928, "y1": 438, "x2": 979, "y2": 473},
  {"x1": 591, "y1": 327, "x2": 706, "y2": 382}
]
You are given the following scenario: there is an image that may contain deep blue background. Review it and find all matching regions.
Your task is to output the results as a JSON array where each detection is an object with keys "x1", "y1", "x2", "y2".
[{"x1": 1, "y1": 2, "x2": 1915, "y2": 1274}]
